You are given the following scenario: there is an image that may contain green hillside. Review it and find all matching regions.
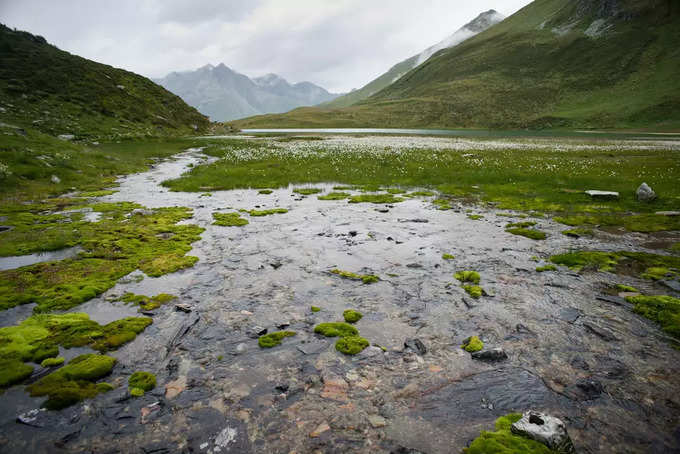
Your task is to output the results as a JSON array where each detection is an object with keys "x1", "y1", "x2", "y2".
[
  {"x1": 233, "y1": 0, "x2": 680, "y2": 131},
  {"x1": 0, "y1": 24, "x2": 209, "y2": 138}
]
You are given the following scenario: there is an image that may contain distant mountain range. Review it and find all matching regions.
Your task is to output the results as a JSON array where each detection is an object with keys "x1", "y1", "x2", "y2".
[
  {"x1": 154, "y1": 65, "x2": 339, "y2": 121},
  {"x1": 233, "y1": 0, "x2": 680, "y2": 131},
  {"x1": 323, "y1": 10, "x2": 505, "y2": 109}
]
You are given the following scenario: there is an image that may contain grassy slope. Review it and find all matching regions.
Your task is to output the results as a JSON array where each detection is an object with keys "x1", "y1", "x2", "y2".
[
  {"x1": 0, "y1": 24, "x2": 210, "y2": 139},
  {"x1": 232, "y1": 0, "x2": 680, "y2": 130}
]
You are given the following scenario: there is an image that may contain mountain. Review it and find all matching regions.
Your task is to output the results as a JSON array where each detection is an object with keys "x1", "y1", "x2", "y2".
[
  {"x1": 233, "y1": 0, "x2": 680, "y2": 131},
  {"x1": 0, "y1": 24, "x2": 209, "y2": 138},
  {"x1": 155, "y1": 64, "x2": 339, "y2": 121},
  {"x1": 323, "y1": 10, "x2": 504, "y2": 109}
]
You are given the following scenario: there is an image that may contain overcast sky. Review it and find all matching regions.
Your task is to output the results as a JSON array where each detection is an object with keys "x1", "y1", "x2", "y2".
[{"x1": 1, "y1": 0, "x2": 532, "y2": 93}]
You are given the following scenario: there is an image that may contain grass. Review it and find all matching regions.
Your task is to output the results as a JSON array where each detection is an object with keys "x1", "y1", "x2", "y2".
[{"x1": 160, "y1": 138, "x2": 680, "y2": 233}]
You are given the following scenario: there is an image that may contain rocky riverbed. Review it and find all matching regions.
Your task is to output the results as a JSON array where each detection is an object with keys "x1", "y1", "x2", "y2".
[{"x1": 1, "y1": 144, "x2": 679, "y2": 453}]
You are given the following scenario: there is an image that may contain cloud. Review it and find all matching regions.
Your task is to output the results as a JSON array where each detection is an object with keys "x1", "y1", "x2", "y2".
[{"x1": 0, "y1": 0, "x2": 533, "y2": 92}]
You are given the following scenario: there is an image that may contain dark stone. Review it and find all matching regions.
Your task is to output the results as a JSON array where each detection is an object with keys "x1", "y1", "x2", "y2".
[
  {"x1": 349, "y1": 230, "x2": 358, "y2": 237},
  {"x1": 558, "y1": 307, "x2": 582, "y2": 324},
  {"x1": 398, "y1": 219, "x2": 429, "y2": 223},
  {"x1": 276, "y1": 322, "x2": 290, "y2": 329},
  {"x1": 570, "y1": 356, "x2": 590, "y2": 371},
  {"x1": 565, "y1": 377, "x2": 604, "y2": 401},
  {"x1": 583, "y1": 321, "x2": 619, "y2": 341},
  {"x1": 270, "y1": 262, "x2": 282, "y2": 269},
  {"x1": 404, "y1": 338, "x2": 427, "y2": 355},
  {"x1": 516, "y1": 324, "x2": 535, "y2": 336},
  {"x1": 406, "y1": 263, "x2": 423, "y2": 268},
  {"x1": 275, "y1": 383, "x2": 289, "y2": 393},
  {"x1": 596, "y1": 295, "x2": 626, "y2": 306},
  {"x1": 247, "y1": 326, "x2": 267, "y2": 339},
  {"x1": 175, "y1": 303, "x2": 192, "y2": 313},
  {"x1": 471, "y1": 348, "x2": 508, "y2": 362}
]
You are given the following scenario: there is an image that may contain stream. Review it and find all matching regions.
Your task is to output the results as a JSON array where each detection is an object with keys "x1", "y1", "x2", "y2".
[{"x1": 1, "y1": 145, "x2": 679, "y2": 453}]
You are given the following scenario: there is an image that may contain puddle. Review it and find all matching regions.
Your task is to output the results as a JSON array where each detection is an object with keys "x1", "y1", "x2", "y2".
[
  {"x1": 0, "y1": 246, "x2": 82, "y2": 271},
  {"x1": 1, "y1": 141, "x2": 679, "y2": 453}
]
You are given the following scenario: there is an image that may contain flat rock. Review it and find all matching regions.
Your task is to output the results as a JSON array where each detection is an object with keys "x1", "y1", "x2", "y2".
[
  {"x1": 660, "y1": 280, "x2": 680, "y2": 292},
  {"x1": 585, "y1": 190, "x2": 619, "y2": 200},
  {"x1": 471, "y1": 348, "x2": 508, "y2": 362},
  {"x1": 404, "y1": 338, "x2": 427, "y2": 355},
  {"x1": 511, "y1": 411, "x2": 576, "y2": 454},
  {"x1": 583, "y1": 321, "x2": 619, "y2": 341}
]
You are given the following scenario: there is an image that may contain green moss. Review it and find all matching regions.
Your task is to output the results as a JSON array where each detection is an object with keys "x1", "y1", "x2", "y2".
[
  {"x1": 641, "y1": 267, "x2": 673, "y2": 281},
  {"x1": 79, "y1": 190, "x2": 117, "y2": 197},
  {"x1": 405, "y1": 191, "x2": 435, "y2": 197},
  {"x1": 258, "y1": 331, "x2": 297, "y2": 348},
  {"x1": 671, "y1": 243, "x2": 680, "y2": 253},
  {"x1": 0, "y1": 204, "x2": 203, "y2": 313},
  {"x1": 562, "y1": 228, "x2": 594, "y2": 237},
  {"x1": 463, "y1": 285, "x2": 483, "y2": 299},
  {"x1": 433, "y1": 198, "x2": 452, "y2": 210},
  {"x1": 330, "y1": 269, "x2": 379, "y2": 284},
  {"x1": 463, "y1": 413, "x2": 556, "y2": 454},
  {"x1": 506, "y1": 227, "x2": 547, "y2": 240},
  {"x1": 625, "y1": 295, "x2": 680, "y2": 339},
  {"x1": 96, "y1": 382, "x2": 114, "y2": 392},
  {"x1": 343, "y1": 309, "x2": 363, "y2": 323},
  {"x1": 130, "y1": 387, "x2": 145, "y2": 397},
  {"x1": 212, "y1": 212, "x2": 249, "y2": 226},
  {"x1": 318, "y1": 192, "x2": 351, "y2": 200},
  {"x1": 0, "y1": 313, "x2": 152, "y2": 368},
  {"x1": 550, "y1": 251, "x2": 680, "y2": 279},
  {"x1": 27, "y1": 354, "x2": 116, "y2": 410},
  {"x1": 468, "y1": 214, "x2": 484, "y2": 220},
  {"x1": 506, "y1": 221, "x2": 537, "y2": 228},
  {"x1": 455, "y1": 271, "x2": 481, "y2": 284},
  {"x1": 0, "y1": 360, "x2": 34, "y2": 388},
  {"x1": 462, "y1": 336, "x2": 484, "y2": 353},
  {"x1": 384, "y1": 188, "x2": 407, "y2": 194},
  {"x1": 258, "y1": 189, "x2": 273, "y2": 194},
  {"x1": 536, "y1": 265, "x2": 557, "y2": 272},
  {"x1": 41, "y1": 357, "x2": 65, "y2": 367},
  {"x1": 314, "y1": 322, "x2": 359, "y2": 338},
  {"x1": 241, "y1": 208, "x2": 288, "y2": 216},
  {"x1": 348, "y1": 194, "x2": 404, "y2": 204},
  {"x1": 293, "y1": 188, "x2": 322, "y2": 195},
  {"x1": 616, "y1": 284, "x2": 639, "y2": 293},
  {"x1": 442, "y1": 253, "x2": 455, "y2": 260},
  {"x1": 120, "y1": 292, "x2": 176, "y2": 311},
  {"x1": 128, "y1": 371, "x2": 156, "y2": 391},
  {"x1": 311, "y1": 306, "x2": 321, "y2": 312},
  {"x1": 335, "y1": 335, "x2": 369, "y2": 355}
]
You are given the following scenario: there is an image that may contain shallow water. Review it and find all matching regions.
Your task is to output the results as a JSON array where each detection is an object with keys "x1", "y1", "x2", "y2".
[
  {"x1": 1, "y1": 143, "x2": 679, "y2": 453},
  {"x1": 0, "y1": 246, "x2": 82, "y2": 271}
]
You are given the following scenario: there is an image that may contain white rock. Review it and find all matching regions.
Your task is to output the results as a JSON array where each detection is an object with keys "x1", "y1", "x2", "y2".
[
  {"x1": 636, "y1": 182, "x2": 656, "y2": 202},
  {"x1": 57, "y1": 134, "x2": 75, "y2": 141},
  {"x1": 50, "y1": 175, "x2": 61, "y2": 184},
  {"x1": 585, "y1": 190, "x2": 619, "y2": 200},
  {"x1": 511, "y1": 411, "x2": 575, "y2": 454}
]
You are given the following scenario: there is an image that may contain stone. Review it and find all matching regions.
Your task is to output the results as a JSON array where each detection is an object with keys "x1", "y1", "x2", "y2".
[
  {"x1": 511, "y1": 411, "x2": 576, "y2": 454},
  {"x1": 57, "y1": 134, "x2": 75, "y2": 141},
  {"x1": 175, "y1": 303, "x2": 192, "y2": 313},
  {"x1": 636, "y1": 182, "x2": 656, "y2": 202},
  {"x1": 566, "y1": 377, "x2": 604, "y2": 401},
  {"x1": 404, "y1": 338, "x2": 427, "y2": 355},
  {"x1": 234, "y1": 343, "x2": 247, "y2": 354},
  {"x1": 585, "y1": 190, "x2": 619, "y2": 200},
  {"x1": 50, "y1": 174, "x2": 61, "y2": 184},
  {"x1": 368, "y1": 414, "x2": 387, "y2": 428},
  {"x1": 247, "y1": 326, "x2": 267, "y2": 339},
  {"x1": 309, "y1": 422, "x2": 330, "y2": 438},
  {"x1": 471, "y1": 348, "x2": 508, "y2": 362},
  {"x1": 583, "y1": 321, "x2": 619, "y2": 341},
  {"x1": 655, "y1": 211, "x2": 680, "y2": 216},
  {"x1": 165, "y1": 376, "x2": 187, "y2": 399},
  {"x1": 660, "y1": 280, "x2": 680, "y2": 292}
]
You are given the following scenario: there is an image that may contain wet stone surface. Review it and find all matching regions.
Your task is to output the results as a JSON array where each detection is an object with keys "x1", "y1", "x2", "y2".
[{"x1": 1, "y1": 148, "x2": 679, "y2": 453}]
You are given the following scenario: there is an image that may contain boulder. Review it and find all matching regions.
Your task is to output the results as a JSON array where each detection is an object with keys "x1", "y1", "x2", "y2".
[
  {"x1": 636, "y1": 182, "x2": 656, "y2": 202},
  {"x1": 585, "y1": 190, "x2": 618, "y2": 200},
  {"x1": 511, "y1": 411, "x2": 576, "y2": 454},
  {"x1": 471, "y1": 348, "x2": 508, "y2": 362}
]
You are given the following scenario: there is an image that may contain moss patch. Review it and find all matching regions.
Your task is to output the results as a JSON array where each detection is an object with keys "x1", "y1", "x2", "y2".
[
  {"x1": 318, "y1": 192, "x2": 351, "y2": 200},
  {"x1": 41, "y1": 357, "x2": 65, "y2": 367},
  {"x1": 212, "y1": 212, "x2": 249, "y2": 226},
  {"x1": 442, "y1": 253, "x2": 455, "y2": 260},
  {"x1": 550, "y1": 250, "x2": 680, "y2": 281},
  {"x1": 506, "y1": 227, "x2": 547, "y2": 240},
  {"x1": 463, "y1": 285, "x2": 483, "y2": 299},
  {"x1": 130, "y1": 387, "x2": 144, "y2": 397},
  {"x1": 258, "y1": 189, "x2": 273, "y2": 194},
  {"x1": 562, "y1": 228, "x2": 594, "y2": 238},
  {"x1": 0, "y1": 360, "x2": 34, "y2": 388},
  {"x1": 536, "y1": 265, "x2": 557, "y2": 272},
  {"x1": 26, "y1": 354, "x2": 116, "y2": 410},
  {"x1": 625, "y1": 295, "x2": 680, "y2": 339},
  {"x1": 330, "y1": 269, "x2": 379, "y2": 284},
  {"x1": 293, "y1": 188, "x2": 322, "y2": 195},
  {"x1": 462, "y1": 336, "x2": 484, "y2": 353},
  {"x1": 616, "y1": 284, "x2": 639, "y2": 292},
  {"x1": 455, "y1": 271, "x2": 481, "y2": 284},
  {"x1": 335, "y1": 335, "x2": 369, "y2": 355},
  {"x1": 468, "y1": 214, "x2": 484, "y2": 220},
  {"x1": 241, "y1": 208, "x2": 288, "y2": 217},
  {"x1": 311, "y1": 306, "x2": 321, "y2": 313},
  {"x1": 258, "y1": 331, "x2": 297, "y2": 348},
  {"x1": 128, "y1": 371, "x2": 156, "y2": 391},
  {"x1": 120, "y1": 292, "x2": 176, "y2": 311},
  {"x1": 0, "y1": 203, "x2": 203, "y2": 312},
  {"x1": 463, "y1": 413, "x2": 556, "y2": 454},
  {"x1": 343, "y1": 309, "x2": 363, "y2": 323},
  {"x1": 314, "y1": 322, "x2": 358, "y2": 338},
  {"x1": 348, "y1": 194, "x2": 404, "y2": 204}
]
